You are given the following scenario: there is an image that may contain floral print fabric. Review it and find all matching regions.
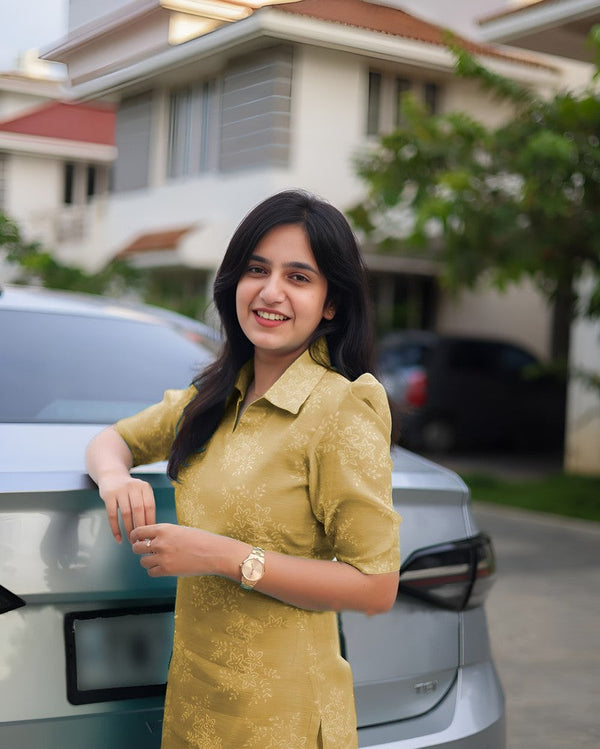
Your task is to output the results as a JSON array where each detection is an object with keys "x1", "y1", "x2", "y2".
[{"x1": 115, "y1": 341, "x2": 401, "y2": 748}]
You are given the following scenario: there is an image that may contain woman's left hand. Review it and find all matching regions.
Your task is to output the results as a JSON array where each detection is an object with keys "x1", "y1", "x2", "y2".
[{"x1": 130, "y1": 523, "x2": 242, "y2": 578}]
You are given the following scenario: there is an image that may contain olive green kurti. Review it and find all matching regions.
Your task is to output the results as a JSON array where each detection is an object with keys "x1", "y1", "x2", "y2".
[{"x1": 115, "y1": 342, "x2": 401, "y2": 748}]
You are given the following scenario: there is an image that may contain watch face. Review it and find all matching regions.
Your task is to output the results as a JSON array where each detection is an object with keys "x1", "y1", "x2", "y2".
[{"x1": 242, "y1": 558, "x2": 263, "y2": 581}]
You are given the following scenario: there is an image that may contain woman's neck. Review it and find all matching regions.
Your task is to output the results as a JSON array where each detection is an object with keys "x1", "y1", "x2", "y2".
[{"x1": 251, "y1": 348, "x2": 305, "y2": 397}]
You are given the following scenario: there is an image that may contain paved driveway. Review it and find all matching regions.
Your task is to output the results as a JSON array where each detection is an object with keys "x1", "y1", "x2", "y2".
[{"x1": 472, "y1": 502, "x2": 600, "y2": 749}]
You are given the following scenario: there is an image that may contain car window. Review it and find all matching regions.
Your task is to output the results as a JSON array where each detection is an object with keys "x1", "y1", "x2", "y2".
[
  {"x1": 494, "y1": 344, "x2": 538, "y2": 375},
  {"x1": 445, "y1": 340, "x2": 538, "y2": 377},
  {"x1": 1, "y1": 310, "x2": 213, "y2": 423},
  {"x1": 378, "y1": 344, "x2": 428, "y2": 372},
  {"x1": 445, "y1": 341, "x2": 498, "y2": 373}
]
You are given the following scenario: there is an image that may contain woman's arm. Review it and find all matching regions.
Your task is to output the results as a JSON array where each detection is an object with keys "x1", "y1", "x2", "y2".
[
  {"x1": 86, "y1": 426, "x2": 156, "y2": 544},
  {"x1": 129, "y1": 523, "x2": 399, "y2": 616}
]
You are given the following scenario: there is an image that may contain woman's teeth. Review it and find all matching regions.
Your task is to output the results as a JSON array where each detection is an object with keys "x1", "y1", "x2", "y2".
[{"x1": 256, "y1": 311, "x2": 288, "y2": 321}]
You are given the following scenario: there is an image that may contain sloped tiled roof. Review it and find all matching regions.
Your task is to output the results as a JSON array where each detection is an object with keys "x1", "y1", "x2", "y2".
[
  {"x1": 275, "y1": 0, "x2": 552, "y2": 67},
  {"x1": 117, "y1": 226, "x2": 195, "y2": 258},
  {"x1": 0, "y1": 101, "x2": 115, "y2": 145}
]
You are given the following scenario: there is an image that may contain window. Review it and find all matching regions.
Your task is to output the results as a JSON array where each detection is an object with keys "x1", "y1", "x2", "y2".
[
  {"x1": 168, "y1": 81, "x2": 214, "y2": 179},
  {"x1": 86, "y1": 165, "x2": 96, "y2": 202},
  {"x1": 394, "y1": 78, "x2": 411, "y2": 128},
  {"x1": 0, "y1": 152, "x2": 8, "y2": 210},
  {"x1": 64, "y1": 162, "x2": 75, "y2": 204},
  {"x1": 62, "y1": 162, "x2": 106, "y2": 205},
  {"x1": 0, "y1": 309, "x2": 212, "y2": 423},
  {"x1": 367, "y1": 70, "x2": 442, "y2": 135},
  {"x1": 367, "y1": 71, "x2": 382, "y2": 135},
  {"x1": 424, "y1": 82, "x2": 439, "y2": 115}
]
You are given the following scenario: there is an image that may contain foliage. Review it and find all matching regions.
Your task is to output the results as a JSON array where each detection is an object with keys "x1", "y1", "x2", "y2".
[
  {"x1": 1, "y1": 213, "x2": 140, "y2": 295},
  {"x1": 465, "y1": 472, "x2": 600, "y2": 522},
  {"x1": 350, "y1": 29, "x2": 600, "y2": 363}
]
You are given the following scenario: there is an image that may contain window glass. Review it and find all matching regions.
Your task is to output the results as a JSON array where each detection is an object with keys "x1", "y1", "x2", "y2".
[
  {"x1": 379, "y1": 343, "x2": 428, "y2": 372},
  {"x1": 64, "y1": 162, "x2": 75, "y2": 205},
  {"x1": 168, "y1": 82, "x2": 213, "y2": 178},
  {"x1": 424, "y1": 82, "x2": 439, "y2": 115},
  {"x1": 0, "y1": 310, "x2": 212, "y2": 423},
  {"x1": 446, "y1": 341, "x2": 497, "y2": 373},
  {"x1": 394, "y1": 78, "x2": 411, "y2": 128},
  {"x1": 367, "y1": 71, "x2": 382, "y2": 135},
  {"x1": 495, "y1": 344, "x2": 537, "y2": 375},
  {"x1": 86, "y1": 165, "x2": 96, "y2": 201}
]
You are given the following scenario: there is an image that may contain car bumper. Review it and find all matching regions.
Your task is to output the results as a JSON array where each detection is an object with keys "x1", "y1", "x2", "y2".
[
  {"x1": 358, "y1": 660, "x2": 505, "y2": 748},
  {"x1": 0, "y1": 704, "x2": 164, "y2": 749}
]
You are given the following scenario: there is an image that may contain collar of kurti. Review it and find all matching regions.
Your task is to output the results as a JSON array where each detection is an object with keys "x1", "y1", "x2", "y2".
[{"x1": 233, "y1": 337, "x2": 332, "y2": 415}]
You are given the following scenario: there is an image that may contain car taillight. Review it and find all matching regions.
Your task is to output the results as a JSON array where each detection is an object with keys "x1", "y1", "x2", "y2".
[
  {"x1": 398, "y1": 533, "x2": 496, "y2": 611},
  {"x1": 0, "y1": 584, "x2": 26, "y2": 615},
  {"x1": 405, "y1": 370, "x2": 427, "y2": 408}
]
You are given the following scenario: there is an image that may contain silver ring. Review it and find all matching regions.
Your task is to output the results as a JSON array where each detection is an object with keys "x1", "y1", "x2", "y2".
[{"x1": 145, "y1": 538, "x2": 151, "y2": 548}]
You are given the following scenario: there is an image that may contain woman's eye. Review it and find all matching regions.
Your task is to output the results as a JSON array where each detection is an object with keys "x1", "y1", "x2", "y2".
[
  {"x1": 247, "y1": 266, "x2": 266, "y2": 275},
  {"x1": 290, "y1": 273, "x2": 310, "y2": 283}
]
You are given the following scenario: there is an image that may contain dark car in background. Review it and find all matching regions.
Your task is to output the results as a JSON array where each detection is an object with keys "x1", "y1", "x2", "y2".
[
  {"x1": 0, "y1": 287, "x2": 504, "y2": 748},
  {"x1": 378, "y1": 330, "x2": 566, "y2": 453}
]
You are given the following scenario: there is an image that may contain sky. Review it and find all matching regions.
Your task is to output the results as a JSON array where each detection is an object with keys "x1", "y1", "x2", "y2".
[
  {"x1": 0, "y1": 0, "x2": 513, "y2": 75},
  {"x1": 0, "y1": 0, "x2": 69, "y2": 72}
]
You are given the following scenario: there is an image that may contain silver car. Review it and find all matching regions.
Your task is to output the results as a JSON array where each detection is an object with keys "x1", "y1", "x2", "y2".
[{"x1": 0, "y1": 285, "x2": 505, "y2": 748}]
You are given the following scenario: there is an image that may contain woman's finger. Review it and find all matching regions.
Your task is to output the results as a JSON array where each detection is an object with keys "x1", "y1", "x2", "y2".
[
  {"x1": 103, "y1": 496, "x2": 123, "y2": 543},
  {"x1": 132, "y1": 535, "x2": 155, "y2": 556}
]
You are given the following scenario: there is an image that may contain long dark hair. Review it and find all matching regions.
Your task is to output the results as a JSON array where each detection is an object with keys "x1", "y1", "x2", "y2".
[{"x1": 167, "y1": 190, "x2": 375, "y2": 480}]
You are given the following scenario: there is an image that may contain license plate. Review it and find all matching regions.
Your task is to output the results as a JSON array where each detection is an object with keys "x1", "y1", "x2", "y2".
[{"x1": 64, "y1": 604, "x2": 174, "y2": 704}]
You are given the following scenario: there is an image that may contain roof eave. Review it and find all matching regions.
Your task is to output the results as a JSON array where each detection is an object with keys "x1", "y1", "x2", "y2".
[
  {"x1": 478, "y1": 0, "x2": 600, "y2": 43},
  {"x1": 58, "y1": 7, "x2": 559, "y2": 101},
  {"x1": 0, "y1": 131, "x2": 117, "y2": 162}
]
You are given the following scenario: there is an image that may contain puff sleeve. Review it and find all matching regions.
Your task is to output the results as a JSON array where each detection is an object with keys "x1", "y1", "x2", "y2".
[
  {"x1": 308, "y1": 374, "x2": 401, "y2": 574},
  {"x1": 114, "y1": 385, "x2": 196, "y2": 467}
]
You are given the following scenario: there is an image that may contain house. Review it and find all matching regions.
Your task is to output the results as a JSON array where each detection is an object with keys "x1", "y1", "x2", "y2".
[
  {"x1": 479, "y1": 3, "x2": 600, "y2": 473},
  {"x1": 40, "y1": 0, "x2": 577, "y2": 360},
  {"x1": 478, "y1": 0, "x2": 600, "y2": 62},
  {"x1": 0, "y1": 62, "x2": 116, "y2": 275}
]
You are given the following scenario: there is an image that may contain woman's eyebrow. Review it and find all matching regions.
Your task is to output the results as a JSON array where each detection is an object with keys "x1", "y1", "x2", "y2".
[{"x1": 249, "y1": 254, "x2": 319, "y2": 274}]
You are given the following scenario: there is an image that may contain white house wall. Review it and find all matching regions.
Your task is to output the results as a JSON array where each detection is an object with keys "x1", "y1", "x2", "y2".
[
  {"x1": 565, "y1": 276, "x2": 600, "y2": 474},
  {"x1": 6, "y1": 153, "x2": 63, "y2": 245},
  {"x1": 436, "y1": 280, "x2": 551, "y2": 360},
  {"x1": 289, "y1": 46, "x2": 366, "y2": 205}
]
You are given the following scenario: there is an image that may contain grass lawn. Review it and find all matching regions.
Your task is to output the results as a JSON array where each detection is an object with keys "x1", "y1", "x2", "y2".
[{"x1": 462, "y1": 472, "x2": 600, "y2": 523}]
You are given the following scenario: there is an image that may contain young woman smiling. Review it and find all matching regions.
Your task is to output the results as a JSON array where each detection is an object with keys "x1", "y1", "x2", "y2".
[{"x1": 86, "y1": 190, "x2": 401, "y2": 748}]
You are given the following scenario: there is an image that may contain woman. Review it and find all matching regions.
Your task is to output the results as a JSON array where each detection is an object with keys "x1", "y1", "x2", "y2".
[{"x1": 86, "y1": 190, "x2": 401, "y2": 748}]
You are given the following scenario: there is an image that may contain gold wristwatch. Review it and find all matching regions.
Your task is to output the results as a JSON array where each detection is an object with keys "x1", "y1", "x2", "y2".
[{"x1": 240, "y1": 547, "x2": 265, "y2": 591}]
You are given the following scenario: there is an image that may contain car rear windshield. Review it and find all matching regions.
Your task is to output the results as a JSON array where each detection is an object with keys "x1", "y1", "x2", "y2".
[
  {"x1": 378, "y1": 343, "x2": 429, "y2": 372},
  {"x1": 1, "y1": 310, "x2": 213, "y2": 423}
]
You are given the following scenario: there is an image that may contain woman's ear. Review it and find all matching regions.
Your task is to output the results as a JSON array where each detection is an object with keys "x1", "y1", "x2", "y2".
[{"x1": 323, "y1": 300, "x2": 336, "y2": 321}]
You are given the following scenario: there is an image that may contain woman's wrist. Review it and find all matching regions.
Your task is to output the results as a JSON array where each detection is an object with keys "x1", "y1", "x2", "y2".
[{"x1": 215, "y1": 536, "x2": 251, "y2": 582}]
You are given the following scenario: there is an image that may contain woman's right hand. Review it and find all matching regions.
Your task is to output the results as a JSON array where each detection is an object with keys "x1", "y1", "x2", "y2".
[{"x1": 97, "y1": 472, "x2": 156, "y2": 544}]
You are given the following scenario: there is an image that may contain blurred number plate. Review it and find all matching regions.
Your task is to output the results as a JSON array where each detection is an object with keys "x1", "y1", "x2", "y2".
[{"x1": 64, "y1": 604, "x2": 174, "y2": 704}]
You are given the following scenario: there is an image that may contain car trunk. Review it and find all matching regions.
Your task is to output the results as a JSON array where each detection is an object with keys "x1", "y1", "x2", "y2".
[
  {"x1": 0, "y1": 424, "x2": 176, "y2": 734},
  {"x1": 1, "y1": 428, "x2": 474, "y2": 734},
  {"x1": 344, "y1": 448, "x2": 473, "y2": 727}
]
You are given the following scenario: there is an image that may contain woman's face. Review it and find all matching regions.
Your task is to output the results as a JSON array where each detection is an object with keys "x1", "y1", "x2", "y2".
[{"x1": 235, "y1": 224, "x2": 335, "y2": 365}]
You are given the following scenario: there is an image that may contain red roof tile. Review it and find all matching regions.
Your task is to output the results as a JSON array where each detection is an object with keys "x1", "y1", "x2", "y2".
[
  {"x1": 0, "y1": 101, "x2": 115, "y2": 145},
  {"x1": 117, "y1": 226, "x2": 195, "y2": 258},
  {"x1": 275, "y1": 0, "x2": 551, "y2": 67}
]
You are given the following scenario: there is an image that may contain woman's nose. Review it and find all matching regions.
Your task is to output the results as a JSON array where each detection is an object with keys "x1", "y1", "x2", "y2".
[{"x1": 259, "y1": 274, "x2": 285, "y2": 304}]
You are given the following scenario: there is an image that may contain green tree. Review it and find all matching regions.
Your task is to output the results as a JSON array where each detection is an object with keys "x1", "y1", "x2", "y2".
[
  {"x1": 350, "y1": 34, "x2": 600, "y2": 365},
  {"x1": 1, "y1": 212, "x2": 139, "y2": 295}
]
